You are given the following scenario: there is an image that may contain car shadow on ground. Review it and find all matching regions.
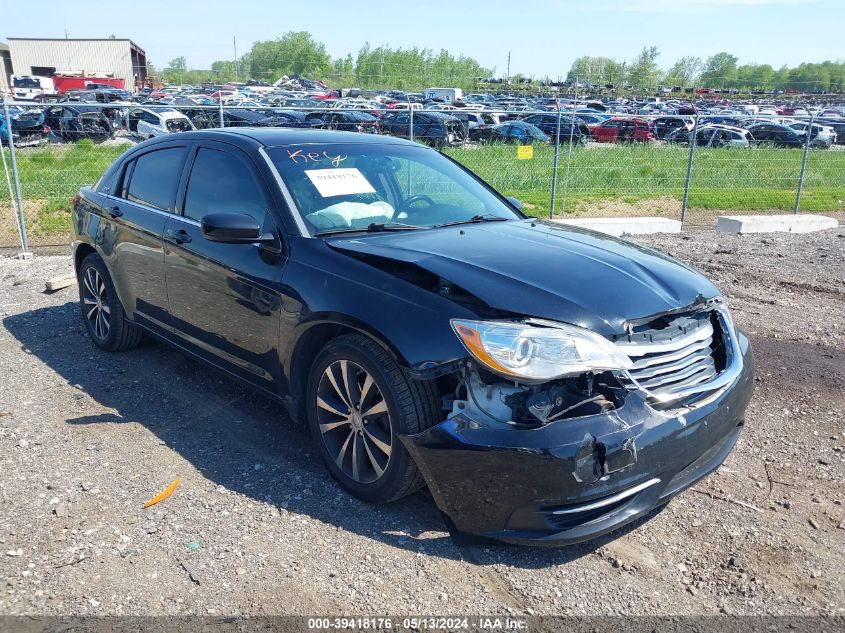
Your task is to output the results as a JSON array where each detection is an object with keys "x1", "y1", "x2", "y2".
[{"x1": 4, "y1": 302, "x2": 657, "y2": 569}]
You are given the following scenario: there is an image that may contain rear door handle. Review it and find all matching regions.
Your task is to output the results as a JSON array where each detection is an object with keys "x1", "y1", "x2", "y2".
[
  {"x1": 108, "y1": 205, "x2": 123, "y2": 219},
  {"x1": 164, "y1": 228, "x2": 192, "y2": 245}
]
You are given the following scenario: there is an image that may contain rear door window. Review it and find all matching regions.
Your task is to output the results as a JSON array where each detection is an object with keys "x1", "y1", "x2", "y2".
[{"x1": 124, "y1": 147, "x2": 187, "y2": 212}]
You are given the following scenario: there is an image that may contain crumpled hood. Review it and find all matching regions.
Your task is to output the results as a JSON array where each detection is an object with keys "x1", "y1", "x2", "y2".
[{"x1": 328, "y1": 220, "x2": 720, "y2": 336}]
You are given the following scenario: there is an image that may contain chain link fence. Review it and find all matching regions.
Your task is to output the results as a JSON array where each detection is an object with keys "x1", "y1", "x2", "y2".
[{"x1": 2, "y1": 100, "x2": 843, "y2": 254}]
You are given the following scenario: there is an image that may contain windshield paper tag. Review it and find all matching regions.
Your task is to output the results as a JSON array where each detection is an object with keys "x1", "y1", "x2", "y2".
[{"x1": 305, "y1": 168, "x2": 376, "y2": 197}]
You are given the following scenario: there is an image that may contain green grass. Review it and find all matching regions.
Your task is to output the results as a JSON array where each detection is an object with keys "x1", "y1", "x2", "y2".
[
  {"x1": 1, "y1": 141, "x2": 843, "y2": 241},
  {"x1": 1, "y1": 140, "x2": 128, "y2": 237},
  {"x1": 444, "y1": 143, "x2": 845, "y2": 217}
]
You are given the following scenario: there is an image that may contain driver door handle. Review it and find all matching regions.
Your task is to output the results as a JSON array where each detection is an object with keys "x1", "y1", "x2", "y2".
[{"x1": 164, "y1": 228, "x2": 192, "y2": 245}]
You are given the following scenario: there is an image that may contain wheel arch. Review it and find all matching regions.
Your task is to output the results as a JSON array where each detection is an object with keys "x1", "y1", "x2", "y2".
[
  {"x1": 73, "y1": 242, "x2": 98, "y2": 274},
  {"x1": 285, "y1": 315, "x2": 410, "y2": 423}
]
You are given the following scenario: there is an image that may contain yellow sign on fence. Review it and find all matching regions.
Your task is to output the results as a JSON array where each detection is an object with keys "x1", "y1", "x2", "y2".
[{"x1": 516, "y1": 145, "x2": 534, "y2": 160}]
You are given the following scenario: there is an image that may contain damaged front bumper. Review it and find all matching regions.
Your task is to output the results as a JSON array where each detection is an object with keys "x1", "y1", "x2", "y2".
[{"x1": 401, "y1": 330, "x2": 754, "y2": 546}]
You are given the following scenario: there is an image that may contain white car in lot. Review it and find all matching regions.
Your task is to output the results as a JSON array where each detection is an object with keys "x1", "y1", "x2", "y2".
[
  {"x1": 789, "y1": 121, "x2": 837, "y2": 148},
  {"x1": 127, "y1": 107, "x2": 195, "y2": 139}
]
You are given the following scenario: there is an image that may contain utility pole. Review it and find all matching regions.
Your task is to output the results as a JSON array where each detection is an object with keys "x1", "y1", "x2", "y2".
[
  {"x1": 506, "y1": 51, "x2": 511, "y2": 84},
  {"x1": 233, "y1": 36, "x2": 238, "y2": 80}
]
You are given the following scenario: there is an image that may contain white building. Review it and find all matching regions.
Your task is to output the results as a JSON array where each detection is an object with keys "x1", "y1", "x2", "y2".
[
  {"x1": 6, "y1": 38, "x2": 147, "y2": 89},
  {"x1": 0, "y1": 43, "x2": 11, "y2": 95}
]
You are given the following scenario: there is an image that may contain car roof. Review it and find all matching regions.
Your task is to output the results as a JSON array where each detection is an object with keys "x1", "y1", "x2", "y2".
[
  {"x1": 747, "y1": 122, "x2": 792, "y2": 130},
  {"x1": 700, "y1": 124, "x2": 748, "y2": 133},
  {"x1": 607, "y1": 116, "x2": 651, "y2": 124},
  {"x1": 418, "y1": 111, "x2": 459, "y2": 120},
  {"x1": 149, "y1": 127, "x2": 418, "y2": 148}
]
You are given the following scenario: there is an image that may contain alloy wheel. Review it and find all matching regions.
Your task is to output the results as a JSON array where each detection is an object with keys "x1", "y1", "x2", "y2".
[
  {"x1": 316, "y1": 360, "x2": 392, "y2": 484},
  {"x1": 82, "y1": 267, "x2": 110, "y2": 340}
]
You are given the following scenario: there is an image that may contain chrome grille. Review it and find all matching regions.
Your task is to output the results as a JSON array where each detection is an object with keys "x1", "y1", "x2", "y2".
[{"x1": 616, "y1": 314, "x2": 724, "y2": 404}]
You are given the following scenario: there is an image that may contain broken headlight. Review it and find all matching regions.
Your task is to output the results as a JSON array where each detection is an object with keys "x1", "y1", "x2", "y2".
[{"x1": 451, "y1": 319, "x2": 633, "y2": 383}]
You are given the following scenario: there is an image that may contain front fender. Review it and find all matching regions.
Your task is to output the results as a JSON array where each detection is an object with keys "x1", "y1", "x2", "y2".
[{"x1": 279, "y1": 237, "x2": 474, "y2": 374}]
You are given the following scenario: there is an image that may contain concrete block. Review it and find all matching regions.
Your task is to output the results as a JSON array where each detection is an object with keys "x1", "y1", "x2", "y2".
[
  {"x1": 552, "y1": 216, "x2": 683, "y2": 237},
  {"x1": 716, "y1": 214, "x2": 838, "y2": 234}
]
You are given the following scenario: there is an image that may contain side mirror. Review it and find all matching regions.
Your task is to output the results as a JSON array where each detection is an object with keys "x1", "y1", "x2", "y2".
[
  {"x1": 505, "y1": 196, "x2": 523, "y2": 211},
  {"x1": 201, "y1": 213, "x2": 274, "y2": 244}
]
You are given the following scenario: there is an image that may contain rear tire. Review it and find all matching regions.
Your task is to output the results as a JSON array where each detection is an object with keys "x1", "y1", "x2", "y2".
[
  {"x1": 306, "y1": 334, "x2": 439, "y2": 503},
  {"x1": 78, "y1": 253, "x2": 143, "y2": 352}
]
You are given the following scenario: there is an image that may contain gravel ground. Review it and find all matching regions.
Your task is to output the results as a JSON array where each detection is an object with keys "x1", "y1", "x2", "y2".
[{"x1": 0, "y1": 229, "x2": 843, "y2": 617}]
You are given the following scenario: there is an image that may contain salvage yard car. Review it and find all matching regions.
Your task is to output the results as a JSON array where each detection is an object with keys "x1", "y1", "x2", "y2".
[
  {"x1": 71, "y1": 128, "x2": 753, "y2": 545},
  {"x1": 304, "y1": 110, "x2": 380, "y2": 133},
  {"x1": 788, "y1": 121, "x2": 836, "y2": 148},
  {"x1": 666, "y1": 125, "x2": 752, "y2": 149},
  {"x1": 42, "y1": 104, "x2": 112, "y2": 142},
  {"x1": 0, "y1": 106, "x2": 50, "y2": 146},
  {"x1": 589, "y1": 117, "x2": 655, "y2": 143},
  {"x1": 519, "y1": 113, "x2": 591, "y2": 144},
  {"x1": 378, "y1": 111, "x2": 465, "y2": 146},
  {"x1": 745, "y1": 123, "x2": 805, "y2": 148},
  {"x1": 126, "y1": 107, "x2": 195, "y2": 139},
  {"x1": 469, "y1": 121, "x2": 550, "y2": 144}
]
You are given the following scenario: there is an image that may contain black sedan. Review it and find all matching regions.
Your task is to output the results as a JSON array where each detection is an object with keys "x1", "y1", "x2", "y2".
[
  {"x1": 745, "y1": 123, "x2": 805, "y2": 148},
  {"x1": 253, "y1": 109, "x2": 314, "y2": 129},
  {"x1": 651, "y1": 116, "x2": 693, "y2": 140},
  {"x1": 71, "y1": 129, "x2": 753, "y2": 545},
  {"x1": 379, "y1": 111, "x2": 465, "y2": 147},
  {"x1": 41, "y1": 104, "x2": 113, "y2": 142},
  {"x1": 520, "y1": 113, "x2": 591, "y2": 144},
  {"x1": 305, "y1": 111, "x2": 380, "y2": 133},
  {"x1": 174, "y1": 107, "x2": 280, "y2": 130},
  {"x1": 469, "y1": 121, "x2": 551, "y2": 144}
]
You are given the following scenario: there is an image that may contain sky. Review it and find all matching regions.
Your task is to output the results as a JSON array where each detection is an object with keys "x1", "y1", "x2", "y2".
[{"x1": 4, "y1": 0, "x2": 842, "y2": 79}]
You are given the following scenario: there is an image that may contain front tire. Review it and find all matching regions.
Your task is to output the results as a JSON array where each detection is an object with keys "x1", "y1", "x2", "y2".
[
  {"x1": 78, "y1": 253, "x2": 143, "y2": 352},
  {"x1": 306, "y1": 334, "x2": 439, "y2": 503}
]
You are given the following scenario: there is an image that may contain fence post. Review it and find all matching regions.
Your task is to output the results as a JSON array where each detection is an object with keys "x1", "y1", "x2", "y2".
[
  {"x1": 681, "y1": 114, "x2": 699, "y2": 225},
  {"x1": 794, "y1": 113, "x2": 813, "y2": 215},
  {"x1": 408, "y1": 96, "x2": 414, "y2": 143},
  {"x1": 0, "y1": 130, "x2": 18, "y2": 248},
  {"x1": 559, "y1": 86, "x2": 579, "y2": 215},
  {"x1": 549, "y1": 99, "x2": 562, "y2": 219},
  {"x1": 2, "y1": 100, "x2": 30, "y2": 257}
]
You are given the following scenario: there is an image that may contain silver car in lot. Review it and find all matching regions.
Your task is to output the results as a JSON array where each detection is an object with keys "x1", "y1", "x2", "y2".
[
  {"x1": 126, "y1": 107, "x2": 195, "y2": 139},
  {"x1": 788, "y1": 121, "x2": 837, "y2": 148},
  {"x1": 666, "y1": 124, "x2": 752, "y2": 148}
]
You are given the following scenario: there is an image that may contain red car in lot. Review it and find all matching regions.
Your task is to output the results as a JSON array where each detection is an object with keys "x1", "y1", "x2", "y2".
[{"x1": 589, "y1": 117, "x2": 655, "y2": 143}]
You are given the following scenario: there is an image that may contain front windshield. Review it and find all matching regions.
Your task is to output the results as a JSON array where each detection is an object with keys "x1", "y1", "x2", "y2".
[
  {"x1": 13, "y1": 77, "x2": 41, "y2": 89},
  {"x1": 267, "y1": 143, "x2": 522, "y2": 235}
]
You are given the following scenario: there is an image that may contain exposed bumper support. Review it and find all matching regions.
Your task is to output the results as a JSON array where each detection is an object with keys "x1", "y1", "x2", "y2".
[{"x1": 401, "y1": 330, "x2": 754, "y2": 545}]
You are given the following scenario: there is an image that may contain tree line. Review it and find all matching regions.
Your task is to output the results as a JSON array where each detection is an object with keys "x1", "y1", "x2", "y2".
[
  {"x1": 151, "y1": 31, "x2": 492, "y2": 90},
  {"x1": 149, "y1": 32, "x2": 844, "y2": 94},
  {"x1": 568, "y1": 49, "x2": 845, "y2": 93}
]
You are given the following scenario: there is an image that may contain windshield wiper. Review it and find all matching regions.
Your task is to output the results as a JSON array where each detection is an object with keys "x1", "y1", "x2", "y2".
[
  {"x1": 314, "y1": 222, "x2": 425, "y2": 237},
  {"x1": 365, "y1": 222, "x2": 425, "y2": 233},
  {"x1": 434, "y1": 215, "x2": 511, "y2": 228}
]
